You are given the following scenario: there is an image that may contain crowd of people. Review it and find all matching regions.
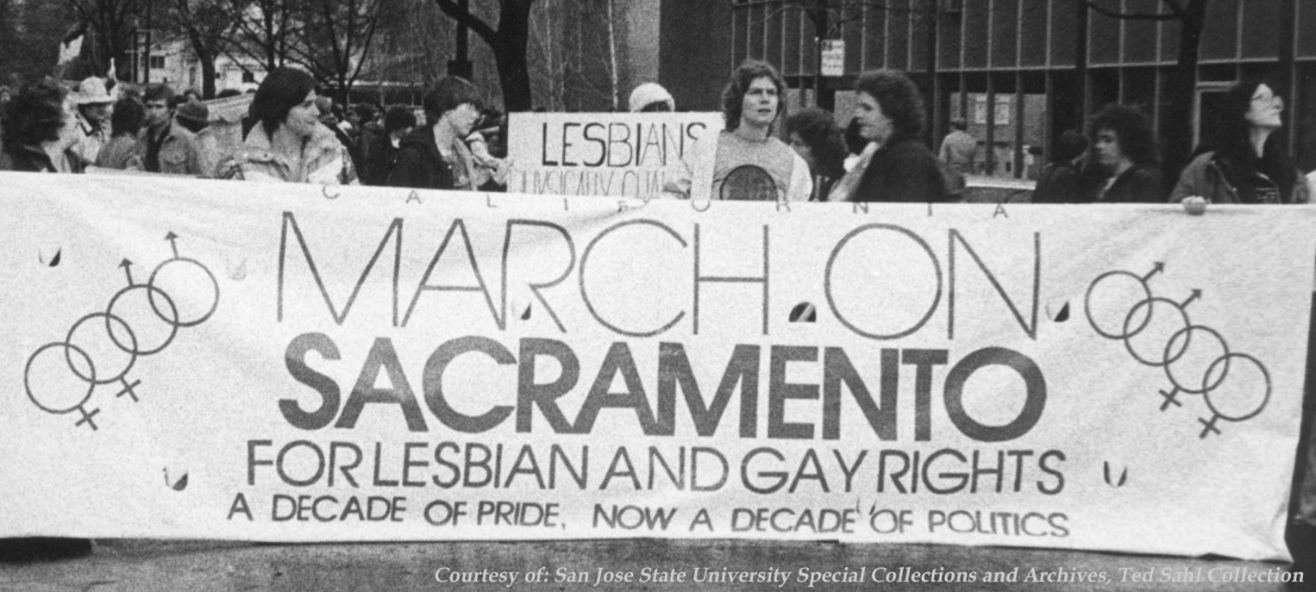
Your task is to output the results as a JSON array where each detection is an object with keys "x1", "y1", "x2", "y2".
[
  {"x1": 0, "y1": 61, "x2": 1311, "y2": 212},
  {"x1": 1, "y1": 57, "x2": 1314, "y2": 571},
  {"x1": 0, "y1": 67, "x2": 509, "y2": 189}
]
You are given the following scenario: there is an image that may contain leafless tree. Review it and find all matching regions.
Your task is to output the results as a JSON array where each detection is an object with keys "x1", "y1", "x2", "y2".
[
  {"x1": 65, "y1": 0, "x2": 137, "y2": 78},
  {"x1": 221, "y1": 0, "x2": 300, "y2": 73},
  {"x1": 287, "y1": 0, "x2": 391, "y2": 104},
  {"x1": 158, "y1": 0, "x2": 240, "y2": 97},
  {"x1": 430, "y1": 0, "x2": 535, "y2": 111}
]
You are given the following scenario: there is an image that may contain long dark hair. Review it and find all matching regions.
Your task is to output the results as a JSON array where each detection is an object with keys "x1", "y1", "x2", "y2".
[
  {"x1": 1204, "y1": 79, "x2": 1296, "y2": 200},
  {"x1": 249, "y1": 67, "x2": 316, "y2": 137}
]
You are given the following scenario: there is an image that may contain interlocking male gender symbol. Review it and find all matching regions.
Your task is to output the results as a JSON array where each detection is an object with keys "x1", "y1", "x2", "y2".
[
  {"x1": 1084, "y1": 262, "x2": 1270, "y2": 438},
  {"x1": 23, "y1": 233, "x2": 219, "y2": 431}
]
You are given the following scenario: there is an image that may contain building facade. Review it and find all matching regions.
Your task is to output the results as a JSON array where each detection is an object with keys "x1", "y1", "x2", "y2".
[
  {"x1": 135, "y1": 37, "x2": 260, "y2": 95},
  {"x1": 730, "y1": 0, "x2": 1316, "y2": 178}
]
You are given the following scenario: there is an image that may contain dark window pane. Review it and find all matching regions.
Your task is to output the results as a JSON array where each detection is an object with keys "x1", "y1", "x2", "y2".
[
  {"x1": 1240, "y1": 0, "x2": 1280, "y2": 59},
  {"x1": 1050, "y1": 0, "x2": 1078, "y2": 66},
  {"x1": 1020, "y1": 0, "x2": 1048, "y2": 67},
  {"x1": 991, "y1": 0, "x2": 1018, "y2": 67},
  {"x1": 1088, "y1": 1, "x2": 1121, "y2": 66},
  {"x1": 963, "y1": 0, "x2": 988, "y2": 68},
  {"x1": 1199, "y1": 0, "x2": 1239, "y2": 61}
]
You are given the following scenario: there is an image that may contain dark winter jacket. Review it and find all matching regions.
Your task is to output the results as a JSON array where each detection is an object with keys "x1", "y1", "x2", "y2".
[
  {"x1": 1170, "y1": 150, "x2": 1309, "y2": 205},
  {"x1": 849, "y1": 135, "x2": 949, "y2": 202},
  {"x1": 387, "y1": 126, "x2": 459, "y2": 190},
  {"x1": 363, "y1": 133, "x2": 404, "y2": 186},
  {"x1": 1077, "y1": 162, "x2": 1163, "y2": 203},
  {"x1": 1033, "y1": 160, "x2": 1081, "y2": 203}
]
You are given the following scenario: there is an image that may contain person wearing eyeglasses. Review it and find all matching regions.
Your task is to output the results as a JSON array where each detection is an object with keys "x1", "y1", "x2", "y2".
[{"x1": 1171, "y1": 79, "x2": 1309, "y2": 208}]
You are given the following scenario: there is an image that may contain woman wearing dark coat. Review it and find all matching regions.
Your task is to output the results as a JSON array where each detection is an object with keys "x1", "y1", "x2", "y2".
[
  {"x1": 1170, "y1": 79, "x2": 1307, "y2": 205},
  {"x1": 833, "y1": 70, "x2": 948, "y2": 203}
]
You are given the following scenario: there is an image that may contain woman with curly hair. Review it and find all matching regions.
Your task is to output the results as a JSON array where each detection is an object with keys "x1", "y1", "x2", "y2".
[
  {"x1": 1, "y1": 80, "x2": 82, "y2": 173},
  {"x1": 784, "y1": 107, "x2": 847, "y2": 201},
  {"x1": 835, "y1": 69, "x2": 947, "y2": 202},
  {"x1": 1079, "y1": 103, "x2": 1163, "y2": 202},
  {"x1": 665, "y1": 60, "x2": 811, "y2": 202},
  {"x1": 1170, "y1": 79, "x2": 1307, "y2": 206}
]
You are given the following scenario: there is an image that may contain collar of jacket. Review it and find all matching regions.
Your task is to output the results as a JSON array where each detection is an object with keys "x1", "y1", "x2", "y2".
[
  {"x1": 243, "y1": 122, "x2": 340, "y2": 175},
  {"x1": 76, "y1": 112, "x2": 105, "y2": 136},
  {"x1": 143, "y1": 122, "x2": 183, "y2": 145}
]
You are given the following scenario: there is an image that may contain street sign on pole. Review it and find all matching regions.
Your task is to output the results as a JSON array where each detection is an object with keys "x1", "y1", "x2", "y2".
[{"x1": 820, "y1": 39, "x2": 845, "y2": 77}]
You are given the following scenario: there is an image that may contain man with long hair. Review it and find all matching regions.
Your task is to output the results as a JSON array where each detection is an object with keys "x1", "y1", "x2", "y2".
[{"x1": 664, "y1": 60, "x2": 810, "y2": 202}]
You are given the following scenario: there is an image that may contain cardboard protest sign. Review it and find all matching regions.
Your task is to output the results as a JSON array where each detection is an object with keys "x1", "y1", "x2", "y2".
[
  {"x1": 1, "y1": 173, "x2": 1312, "y2": 562},
  {"x1": 506, "y1": 112, "x2": 722, "y2": 197}
]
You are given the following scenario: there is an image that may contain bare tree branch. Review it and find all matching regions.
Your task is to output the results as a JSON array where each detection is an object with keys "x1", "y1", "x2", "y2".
[{"x1": 431, "y1": 0, "x2": 496, "y2": 43}]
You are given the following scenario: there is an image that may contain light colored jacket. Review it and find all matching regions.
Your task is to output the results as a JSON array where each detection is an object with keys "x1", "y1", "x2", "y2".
[
  {"x1": 134, "y1": 124, "x2": 203, "y2": 176},
  {"x1": 228, "y1": 123, "x2": 356, "y2": 184},
  {"x1": 71, "y1": 113, "x2": 110, "y2": 164}
]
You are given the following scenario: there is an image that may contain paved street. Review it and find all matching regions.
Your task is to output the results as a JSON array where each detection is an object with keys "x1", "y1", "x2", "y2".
[{"x1": 0, "y1": 539, "x2": 1307, "y2": 592}]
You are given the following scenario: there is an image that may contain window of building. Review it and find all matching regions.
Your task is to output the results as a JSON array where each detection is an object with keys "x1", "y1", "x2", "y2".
[
  {"x1": 149, "y1": 56, "x2": 165, "y2": 69},
  {"x1": 972, "y1": 94, "x2": 1011, "y2": 126}
]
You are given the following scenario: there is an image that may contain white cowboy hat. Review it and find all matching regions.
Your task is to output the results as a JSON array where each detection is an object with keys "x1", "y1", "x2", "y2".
[{"x1": 72, "y1": 77, "x2": 114, "y2": 105}]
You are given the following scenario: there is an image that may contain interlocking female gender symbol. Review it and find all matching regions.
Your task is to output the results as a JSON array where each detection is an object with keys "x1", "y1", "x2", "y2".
[
  {"x1": 1085, "y1": 264, "x2": 1269, "y2": 438},
  {"x1": 24, "y1": 239, "x2": 219, "y2": 431}
]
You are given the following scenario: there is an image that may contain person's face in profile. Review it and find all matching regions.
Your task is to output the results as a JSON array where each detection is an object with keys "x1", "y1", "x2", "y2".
[
  {"x1": 285, "y1": 90, "x2": 322, "y2": 139},
  {"x1": 1245, "y1": 84, "x2": 1283, "y2": 131},
  {"x1": 855, "y1": 92, "x2": 892, "y2": 144},
  {"x1": 445, "y1": 102, "x2": 481, "y2": 137}
]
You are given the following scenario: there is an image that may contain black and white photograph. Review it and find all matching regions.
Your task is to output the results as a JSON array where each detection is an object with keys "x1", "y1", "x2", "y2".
[{"x1": 1, "y1": 1, "x2": 1315, "y2": 590}]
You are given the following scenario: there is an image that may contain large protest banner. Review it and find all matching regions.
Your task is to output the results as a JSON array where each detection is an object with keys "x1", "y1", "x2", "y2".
[
  {"x1": 0, "y1": 173, "x2": 1313, "y2": 562},
  {"x1": 505, "y1": 112, "x2": 722, "y2": 197}
]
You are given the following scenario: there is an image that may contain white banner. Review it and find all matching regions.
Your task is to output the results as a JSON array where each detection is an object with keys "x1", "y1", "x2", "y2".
[
  {"x1": 506, "y1": 112, "x2": 722, "y2": 197},
  {"x1": 1, "y1": 173, "x2": 1313, "y2": 562}
]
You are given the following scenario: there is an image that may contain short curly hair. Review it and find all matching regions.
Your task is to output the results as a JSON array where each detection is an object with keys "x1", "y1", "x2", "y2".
[
  {"x1": 853, "y1": 70, "x2": 925, "y2": 141},
  {"x1": 721, "y1": 60, "x2": 786, "y2": 132},
  {"x1": 1089, "y1": 103, "x2": 1159, "y2": 166},
  {"x1": 1, "y1": 79, "x2": 68, "y2": 155}
]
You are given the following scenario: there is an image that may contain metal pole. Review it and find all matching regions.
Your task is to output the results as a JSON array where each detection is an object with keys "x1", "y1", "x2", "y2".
[{"x1": 448, "y1": 0, "x2": 472, "y2": 78}]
